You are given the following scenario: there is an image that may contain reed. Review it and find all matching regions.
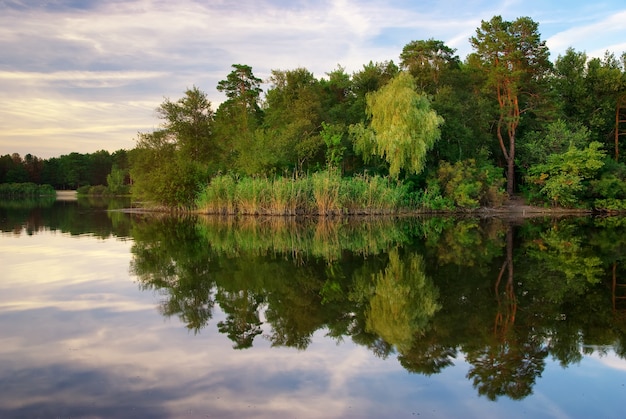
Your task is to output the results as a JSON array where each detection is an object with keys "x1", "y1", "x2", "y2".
[
  {"x1": 196, "y1": 174, "x2": 237, "y2": 214},
  {"x1": 196, "y1": 170, "x2": 409, "y2": 216},
  {"x1": 311, "y1": 170, "x2": 343, "y2": 215},
  {"x1": 235, "y1": 177, "x2": 270, "y2": 215},
  {"x1": 268, "y1": 176, "x2": 303, "y2": 215}
]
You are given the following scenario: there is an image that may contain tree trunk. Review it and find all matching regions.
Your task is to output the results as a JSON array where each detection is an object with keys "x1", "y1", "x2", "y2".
[{"x1": 507, "y1": 135, "x2": 515, "y2": 197}]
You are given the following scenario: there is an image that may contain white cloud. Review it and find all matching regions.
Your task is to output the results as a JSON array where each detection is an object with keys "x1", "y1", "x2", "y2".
[
  {"x1": 1, "y1": 0, "x2": 625, "y2": 158},
  {"x1": 547, "y1": 10, "x2": 626, "y2": 58}
]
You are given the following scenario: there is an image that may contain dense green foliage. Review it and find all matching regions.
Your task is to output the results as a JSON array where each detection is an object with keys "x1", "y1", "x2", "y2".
[
  {"x1": 4, "y1": 14, "x2": 626, "y2": 211},
  {"x1": 351, "y1": 72, "x2": 443, "y2": 178}
]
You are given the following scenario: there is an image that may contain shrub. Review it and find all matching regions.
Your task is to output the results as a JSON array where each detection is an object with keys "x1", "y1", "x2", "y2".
[
  {"x1": 526, "y1": 142, "x2": 605, "y2": 208},
  {"x1": 434, "y1": 159, "x2": 506, "y2": 209},
  {"x1": 90, "y1": 185, "x2": 108, "y2": 196}
]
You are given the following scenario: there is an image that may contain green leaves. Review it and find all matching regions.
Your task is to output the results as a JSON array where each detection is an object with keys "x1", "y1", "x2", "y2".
[
  {"x1": 352, "y1": 72, "x2": 443, "y2": 179},
  {"x1": 130, "y1": 87, "x2": 217, "y2": 208},
  {"x1": 526, "y1": 141, "x2": 606, "y2": 207}
]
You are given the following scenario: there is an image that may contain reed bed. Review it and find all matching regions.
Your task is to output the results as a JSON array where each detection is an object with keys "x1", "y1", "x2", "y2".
[
  {"x1": 195, "y1": 171, "x2": 407, "y2": 216},
  {"x1": 0, "y1": 183, "x2": 55, "y2": 197}
]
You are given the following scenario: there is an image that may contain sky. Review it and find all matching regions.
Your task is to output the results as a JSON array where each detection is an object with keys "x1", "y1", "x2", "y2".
[{"x1": 1, "y1": 0, "x2": 625, "y2": 159}]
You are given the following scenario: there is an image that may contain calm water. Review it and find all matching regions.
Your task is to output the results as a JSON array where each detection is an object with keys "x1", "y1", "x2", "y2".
[{"x1": 2, "y1": 196, "x2": 626, "y2": 418}]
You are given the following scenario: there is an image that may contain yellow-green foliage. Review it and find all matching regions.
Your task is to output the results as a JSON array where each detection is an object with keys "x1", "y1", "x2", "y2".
[
  {"x1": 364, "y1": 249, "x2": 440, "y2": 353},
  {"x1": 352, "y1": 72, "x2": 443, "y2": 179}
]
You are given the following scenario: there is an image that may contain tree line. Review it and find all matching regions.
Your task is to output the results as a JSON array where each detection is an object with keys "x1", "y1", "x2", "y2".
[
  {"x1": 0, "y1": 149, "x2": 130, "y2": 192},
  {"x1": 4, "y1": 15, "x2": 626, "y2": 210},
  {"x1": 129, "y1": 15, "x2": 626, "y2": 210}
]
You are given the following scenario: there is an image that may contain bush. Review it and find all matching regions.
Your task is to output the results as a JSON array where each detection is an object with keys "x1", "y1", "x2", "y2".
[
  {"x1": 526, "y1": 142, "x2": 605, "y2": 208},
  {"x1": 433, "y1": 159, "x2": 506, "y2": 209},
  {"x1": 594, "y1": 198, "x2": 626, "y2": 211}
]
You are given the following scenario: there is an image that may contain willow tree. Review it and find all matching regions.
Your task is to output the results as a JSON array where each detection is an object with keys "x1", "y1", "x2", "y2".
[
  {"x1": 351, "y1": 71, "x2": 443, "y2": 179},
  {"x1": 470, "y1": 16, "x2": 551, "y2": 196}
]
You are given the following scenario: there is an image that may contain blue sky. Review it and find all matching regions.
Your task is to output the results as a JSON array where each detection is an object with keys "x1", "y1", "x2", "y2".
[{"x1": 1, "y1": 0, "x2": 625, "y2": 158}]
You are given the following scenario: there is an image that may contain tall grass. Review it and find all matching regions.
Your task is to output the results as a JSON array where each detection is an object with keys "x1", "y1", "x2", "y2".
[
  {"x1": 196, "y1": 170, "x2": 408, "y2": 216},
  {"x1": 196, "y1": 174, "x2": 237, "y2": 215},
  {"x1": 311, "y1": 170, "x2": 342, "y2": 215}
]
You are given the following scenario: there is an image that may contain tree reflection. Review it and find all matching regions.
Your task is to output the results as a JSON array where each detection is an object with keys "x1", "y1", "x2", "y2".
[
  {"x1": 131, "y1": 215, "x2": 215, "y2": 333},
  {"x1": 398, "y1": 334, "x2": 457, "y2": 375},
  {"x1": 466, "y1": 336, "x2": 547, "y2": 400},
  {"x1": 364, "y1": 249, "x2": 440, "y2": 353},
  {"x1": 128, "y1": 214, "x2": 626, "y2": 401},
  {"x1": 463, "y1": 223, "x2": 547, "y2": 401},
  {"x1": 216, "y1": 289, "x2": 263, "y2": 349}
]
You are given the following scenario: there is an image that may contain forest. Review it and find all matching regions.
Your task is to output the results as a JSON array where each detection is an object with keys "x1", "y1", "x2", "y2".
[{"x1": 2, "y1": 15, "x2": 626, "y2": 212}]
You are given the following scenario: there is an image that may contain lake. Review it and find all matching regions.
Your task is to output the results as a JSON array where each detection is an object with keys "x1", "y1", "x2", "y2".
[{"x1": 1, "y1": 195, "x2": 626, "y2": 418}]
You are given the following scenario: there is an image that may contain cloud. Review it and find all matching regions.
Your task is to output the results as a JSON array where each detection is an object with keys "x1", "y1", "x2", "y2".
[
  {"x1": 546, "y1": 10, "x2": 626, "y2": 58},
  {"x1": 1, "y1": 0, "x2": 625, "y2": 158}
]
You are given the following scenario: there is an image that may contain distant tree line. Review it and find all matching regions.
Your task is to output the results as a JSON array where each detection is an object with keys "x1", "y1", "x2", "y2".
[{"x1": 0, "y1": 149, "x2": 130, "y2": 191}]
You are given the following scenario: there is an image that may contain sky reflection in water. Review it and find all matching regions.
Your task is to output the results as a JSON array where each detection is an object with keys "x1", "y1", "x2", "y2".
[{"x1": 1, "y1": 225, "x2": 626, "y2": 418}]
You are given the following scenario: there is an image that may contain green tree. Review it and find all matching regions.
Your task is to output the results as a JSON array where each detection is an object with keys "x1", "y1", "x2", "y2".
[
  {"x1": 553, "y1": 48, "x2": 589, "y2": 123},
  {"x1": 87, "y1": 150, "x2": 113, "y2": 186},
  {"x1": 400, "y1": 38, "x2": 460, "y2": 94},
  {"x1": 470, "y1": 16, "x2": 552, "y2": 195},
  {"x1": 584, "y1": 52, "x2": 626, "y2": 152},
  {"x1": 214, "y1": 64, "x2": 263, "y2": 171},
  {"x1": 320, "y1": 122, "x2": 346, "y2": 169},
  {"x1": 351, "y1": 60, "x2": 399, "y2": 121},
  {"x1": 519, "y1": 119, "x2": 590, "y2": 168},
  {"x1": 130, "y1": 87, "x2": 215, "y2": 207},
  {"x1": 553, "y1": 49, "x2": 626, "y2": 156},
  {"x1": 156, "y1": 86, "x2": 215, "y2": 164},
  {"x1": 260, "y1": 67, "x2": 325, "y2": 172},
  {"x1": 106, "y1": 164, "x2": 128, "y2": 195},
  {"x1": 130, "y1": 130, "x2": 203, "y2": 208},
  {"x1": 351, "y1": 72, "x2": 443, "y2": 179}
]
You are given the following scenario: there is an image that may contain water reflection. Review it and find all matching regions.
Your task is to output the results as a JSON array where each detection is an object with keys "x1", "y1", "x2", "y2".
[
  {"x1": 0, "y1": 195, "x2": 132, "y2": 237},
  {"x1": 129, "y1": 214, "x2": 626, "y2": 402},
  {"x1": 4, "y1": 197, "x2": 626, "y2": 416}
]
